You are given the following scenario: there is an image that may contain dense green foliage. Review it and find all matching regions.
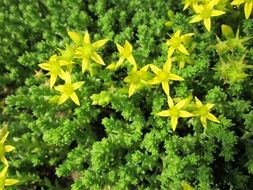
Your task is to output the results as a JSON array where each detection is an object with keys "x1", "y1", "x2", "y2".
[{"x1": 1, "y1": 0, "x2": 253, "y2": 189}]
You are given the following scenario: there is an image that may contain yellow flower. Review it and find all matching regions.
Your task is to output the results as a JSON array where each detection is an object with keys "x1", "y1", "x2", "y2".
[
  {"x1": 190, "y1": 2, "x2": 225, "y2": 32},
  {"x1": 193, "y1": 97, "x2": 220, "y2": 128},
  {"x1": 124, "y1": 64, "x2": 150, "y2": 97},
  {"x1": 157, "y1": 96, "x2": 193, "y2": 131},
  {"x1": 148, "y1": 58, "x2": 184, "y2": 96},
  {"x1": 116, "y1": 40, "x2": 137, "y2": 70},
  {"x1": 38, "y1": 55, "x2": 66, "y2": 89},
  {"x1": 165, "y1": 29, "x2": 194, "y2": 58},
  {"x1": 182, "y1": 0, "x2": 201, "y2": 10},
  {"x1": 0, "y1": 166, "x2": 19, "y2": 190},
  {"x1": 73, "y1": 31, "x2": 108, "y2": 73},
  {"x1": 58, "y1": 43, "x2": 76, "y2": 72},
  {"x1": 231, "y1": 0, "x2": 253, "y2": 19},
  {"x1": 182, "y1": 181, "x2": 194, "y2": 190},
  {"x1": 0, "y1": 131, "x2": 15, "y2": 166},
  {"x1": 54, "y1": 72, "x2": 84, "y2": 106}
]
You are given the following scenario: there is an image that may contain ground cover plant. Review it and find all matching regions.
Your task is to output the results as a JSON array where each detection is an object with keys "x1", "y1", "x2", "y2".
[{"x1": 1, "y1": 0, "x2": 253, "y2": 189}]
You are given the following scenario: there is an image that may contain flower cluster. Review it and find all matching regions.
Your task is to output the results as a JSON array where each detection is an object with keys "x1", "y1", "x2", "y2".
[
  {"x1": 39, "y1": 31, "x2": 109, "y2": 105},
  {"x1": 214, "y1": 24, "x2": 253, "y2": 84},
  {"x1": 184, "y1": 0, "x2": 226, "y2": 32},
  {"x1": 0, "y1": 125, "x2": 19, "y2": 190},
  {"x1": 39, "y1": 28, "x2": 220, "y2": 132}
]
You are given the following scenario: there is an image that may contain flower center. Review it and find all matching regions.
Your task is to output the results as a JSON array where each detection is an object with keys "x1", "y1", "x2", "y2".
[
  {"x1": 169, "y1": 107, "x2": 179, "y2": 117},
  {"x1": 158, "y1": 70, "x2": 169, "y2": 82},
  {"x1": 63, "y1": 84, "x2": 74, "y2": 96},
  {"x1": 50, "y1": 61, "x2": 61, "y2": 74},
  {"x1": 201, "y1": 7, "x2": 212, "y2": 19},
  {"x1": 198, "y1": 106, "x2": 209, "y2": 116},
  {"x1": 80, "y1": 43, "x2": 94, "y2": 58},
  {"x1": 171, "y1": 36, "x2": 182, "y2": 48}
]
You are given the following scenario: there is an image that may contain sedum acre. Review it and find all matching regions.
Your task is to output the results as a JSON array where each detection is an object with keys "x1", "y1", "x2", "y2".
[
  {"x1": 54, "y1": 72, "x2": 84, "y2": 106},
  {"x1": 189, "y1": 1, "x2": 225, "y2": 31},
  {"x1": 1, "y1": 0, "x2": 253, "y2": 189},
  {"x1": 166, "y1": 30, "x2": 194, "y2": 57},
  {"x1": 0, "y1": 167, "x2": 18, "y2": 190},
  {"x1": 72, "y1": 31, "x2": 108, "y2": 74},
  {"x1": 149, "y1": 58, "x2": 184, "y2": 96},
  {"x1": 157, "y1": 96, "x2": 193, "y2": 131},
  {"x1": 193, "y1": 97, "x2": 220, "y2": 128}
]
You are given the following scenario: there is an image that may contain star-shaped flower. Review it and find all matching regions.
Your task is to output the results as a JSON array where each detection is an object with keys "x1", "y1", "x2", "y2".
[
  {"x1": 116, "y1": 40, "x2": 137, "y2": 70},
  {"x1": 0, "y1": 129, "x2": 15, "y2": 166},
  {"x1": 54, "y1": 72, "x2": 84, "y2": 106},
  {"x1": 0, "y1": 166, "x2": 19, "y2": 190},
  {"x1": 182, "y1": 0, "x2": 201, "y2": 10},
  {"x1": 231, "y1": 0, "x2": 253, "y2": 19},
  {"x1": 124, "y1": 64, "x2": 150, "y2": 97},
  {"x1": 166, "y1": 30, "x2": 194, "y2": 58},
  {"x1": 72, "y1": 31, "x2": 108, "y2": 74},
  {"x1": 148, "y1": 59, "x2": 184, "y2": 96},
  {"x1": 190, "y1": 2, "x2": 225, "y2": 32},
  {"x1": 38, "y1": 55, "x2": 65, "y2": 89},
  {"x1": 193, "y1": 97, "x2": 220, "y2": 128},
  {"x1": 157, "y1": 96, "x2": 193, "y2": 131}
]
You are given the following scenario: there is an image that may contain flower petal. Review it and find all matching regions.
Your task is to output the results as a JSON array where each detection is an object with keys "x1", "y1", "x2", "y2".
[
  {"x1": 171, "y1": 116, "x2": 178, "y2": 131},
  {"x1": 91, "y1": 52, "x2": 105, "y2": 65},
  {"x1": 164, "y1": 58, "x2": 172, "y2": 72},
  {"x1": 116, "y1": 43, "x2": 124, "y2": 54},
  {"x1": 92, "y1": 39, "x2": 109, "y2": 49},
  {"x1": 231, "y1": 0, "x2": 246, "y2": 6},
  {"x1": 116, "y1": 57, "x2": 125, "y2": 68},
  {"x1": 148, "y1": 77, "x2": 160, "y2": 85},
  {"x1": 73, "y1": 81, "x2": 84, "y2": 90},
  {"x1": 126, "y1": 55, "x2": 137, "y2": 68},
  {"x1": 156, "y1": 110, "x2": 170, "y2": 117},
  {"x1": 175, "y1": 98, "x2": 188, "y2": 109},
  {"x1": 38, "y1": 63, "x2": 50, "y2": 71},
  {"x1": 0, "y1": 156, "x2": 8, "y2": 166},
  {"x1": 129, "y1": 83, "x2": 137, "y2": 97},
  {"x1": 177, "y1": 44, "x2": 190, "y2": 55},
  {"x1": 150, "y1": 64, "x2": 160, "y2": 74},
  {"x1": 179, "y1": 110, "x2": 194, "y2": 118},
  {"x1": 206, "y1": 103, "x2": 214, "y2": 110},
  {"x1": 70, "y1": 92, "x2": 80, "y2": 106},
  {"x1": 4, "y1": 145, "x2": 15, "y2": 152},
  {"x1": 168, "y1": 47, "x2": 175, "y2": 58},
  {"x1": 189, "y1": 15, "x2": 203, "y2": 23},
  {"x1": 68, "y1": 31, "x2": 81, "y2": 44},
  {"x1": 124, "y1": 40, "x2": 133, "y2": 54},
  {"x1": 49, "y1": 74, "x2": 57, "y2": 89},
  {"x1": 204, "y1": 18, "x2": 211, "y2": 32},
  {"x1": 162, "y1": 82, "x2": 170, "y2": 96},
  {"x1": 0, "y1": 166, "x2": 8, "y2": 176},
  {"x1": 82, "y1": 58, "x2": 89, "y2": 73},
  {"x1": 54, "y1": 85, "x2": 64, "y2": 92},
  {"x1": 1, "y1": 132, "x2": 9, "y2": 143},
  {"x1": 200, "y1": 116, "x2": 207, "y2": 128},
  {"x1": 206, "y1": 113, "x2": 220, "y2": 123},
  {"x1": 58, "y1": 94, "x2": 69, "y2": 105},
  {"x1": 244, "y1": 1, "x2": 253, "y2": 19},
  {"x1": 167, "y1": 96, "x2": 174, "y2": 107},
  {"x1": 83, "y1": 31, "x2": 90, "y2": 44},
  {"x1": 231, "y1": 0, "x2": 245, "y2": 6},
  {"x1": 62, "y1": 72, "x2": 72, "y2": 84},
  {"x1": 195, "y1": 97, "x2": 203, "y2": 107},
  {"x1": 140, "y1": 64, "x2": 150, "y2": 72},
  {"x1": 168, "y1": 73, "x2": 184, "y2": 81},
  {"x1": 211, "y1": 10, "x2": 226, "y2": 17},
  {"x1": 5, "y1": 179, "x2": 19, "y2": 186}
]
